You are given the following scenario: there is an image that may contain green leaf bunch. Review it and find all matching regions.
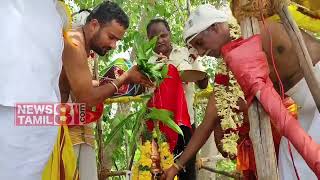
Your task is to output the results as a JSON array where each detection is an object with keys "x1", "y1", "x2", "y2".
[{"x1": 133, "y1": 33, "x2": 168, "y2": 85}]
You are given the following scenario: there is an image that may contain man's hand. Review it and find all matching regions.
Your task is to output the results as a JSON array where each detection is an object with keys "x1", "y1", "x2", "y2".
[
  {"x1": 163, "y1": 165, "x2": 179, "y2": 180},
  {"x1": 92, "y1": 80, "x2": 99, "y2": 87},
  {"x1": 124, "y1": 65, "x2": 154, "y2": 87}
]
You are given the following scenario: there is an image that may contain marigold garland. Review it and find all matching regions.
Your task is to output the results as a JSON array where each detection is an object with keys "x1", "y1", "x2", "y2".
[
  {"x1": 159, "y1": 142, "x2": 174, "y2": 170},
  {"x1": 132, "y1": 141, "x2": 152, "y2": 180},
  {"x1": 132, "y1": 136, "x2": 177, "y2": 179}
]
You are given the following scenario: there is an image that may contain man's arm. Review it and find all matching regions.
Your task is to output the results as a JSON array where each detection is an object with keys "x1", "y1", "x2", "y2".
[
  {"x1": 164, "y1": 92, "x2": 218, "y2": 179},
  {"x1": 59, "y1": 67, "x2": 71, "y2": 103},
  {"x1": 62, "y1": 39, "x2": 152, "y2": 108},
  {"x1": 176, "y1": 92, "x2": 218, "y2": 165}
]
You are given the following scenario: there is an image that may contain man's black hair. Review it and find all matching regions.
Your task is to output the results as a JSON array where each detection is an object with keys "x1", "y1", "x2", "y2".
[
  {"x1": 86, "y1": 1, "x2": 129, "y2": 29},
  {"x1": 146, "y1": 18, "x2": 171, "y2": 36}
]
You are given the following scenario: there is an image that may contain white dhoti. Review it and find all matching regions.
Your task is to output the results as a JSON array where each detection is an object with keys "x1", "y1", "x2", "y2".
[
  {"x1": 0, "y1": 106, "x2": 58, "y2": 180},
  {"x1": 74, "y1": 144, "x2": 98, "y2": 180},
  {"x1": 279, "y1": 63, "x2": 320, "y2": 180},
  {"x1": 70, "y1": 125, "x2": 98, "y2": 180}
]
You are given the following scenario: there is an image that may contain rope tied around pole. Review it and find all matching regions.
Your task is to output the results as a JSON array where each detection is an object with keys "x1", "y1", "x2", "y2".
[{"x1": 231, "y1": 0, "x2": 290, "y2": 22}]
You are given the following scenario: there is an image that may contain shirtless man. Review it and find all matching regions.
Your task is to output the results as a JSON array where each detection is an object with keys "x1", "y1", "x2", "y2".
[
  {"x1": 61, "y1": 2, "x2": 151, "y2": 106},
  {"x1": 60, "y1": 2, "x2": 152, "y2": 180},
  {"x1": 165, "y1": 4, "x2": 320, "y2": 180}
]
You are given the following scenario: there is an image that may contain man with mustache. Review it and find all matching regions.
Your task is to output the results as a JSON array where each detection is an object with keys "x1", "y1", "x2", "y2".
[
  {"x1": 147, "y1": 18, "x2": 209, "y2": 180},
  {"x1": 164, "y1": 4, "x2": 320, "y2": 180},
  {"x1": 60, "y1": 2, "x2": 152, "y2": 179}
]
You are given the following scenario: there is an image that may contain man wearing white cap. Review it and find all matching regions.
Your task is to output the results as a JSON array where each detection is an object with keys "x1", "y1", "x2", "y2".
[
  {"x1": 0, "y1": 0, "x2": 66, "y2": 179},
  {"x1": 164, "y1": 4, "x2": 320, "y2": 180}
]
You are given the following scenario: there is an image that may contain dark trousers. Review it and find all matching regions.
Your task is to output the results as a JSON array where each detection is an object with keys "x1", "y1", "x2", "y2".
[{"x1": 173, "y1": 125, "x2": 196, "y2": 180}]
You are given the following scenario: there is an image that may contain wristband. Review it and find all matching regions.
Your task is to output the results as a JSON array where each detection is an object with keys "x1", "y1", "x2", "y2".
[
  {"x1": 172, "y1": 163, "x2": 181, "y2": 171},
  {"x1": 174, "y1": 159, "x2": 186, "y2": 172},
  {"x1": 110, "y1": 81, "x2": 119, "y2": 93}
]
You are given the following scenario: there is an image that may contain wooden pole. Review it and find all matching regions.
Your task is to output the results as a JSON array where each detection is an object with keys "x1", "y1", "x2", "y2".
[
  {"x1": 277, "y1": 4, "x2": 320, "y2": 112},
  {"x1": 94, "y1": 58, "x2": 108, "y2": 180},
  {"x1": 238, "y1": 1, "x2": 280, "y2": 179},
  {"x1": 248, "y1": 97, "x2": 279, "y2": 180},
  {"x1": 201, "y1": 165, "x2": 243, "y2": 179},
  {"x1": 106, "y1": 171, "x2": 127, "y2": 177}
]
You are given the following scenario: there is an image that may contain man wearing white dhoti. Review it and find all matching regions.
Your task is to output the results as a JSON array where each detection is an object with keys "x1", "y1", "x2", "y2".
[
  {"x1": 0, "y1": 0, "x2": 64, "y2": 179},
  {"x1": 164, "y1": 4, "x2": 320, "y2": 180},
  {"x1": 279, "y1": 62, "x2": 320, "y2": 180}
]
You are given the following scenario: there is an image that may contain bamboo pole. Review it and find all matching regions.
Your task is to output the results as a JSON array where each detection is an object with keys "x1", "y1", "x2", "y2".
[
  {"x1": 277, "y1": 4, "x2": 320, "y2": 112},
  {"x1": 238, "y1": 0, "x2": 279, "y2": 179}
]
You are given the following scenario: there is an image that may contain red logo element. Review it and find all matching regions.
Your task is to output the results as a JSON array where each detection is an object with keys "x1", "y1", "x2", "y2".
[{"x1": 15, "y1": 103, "x2": 86, "y2": 126}]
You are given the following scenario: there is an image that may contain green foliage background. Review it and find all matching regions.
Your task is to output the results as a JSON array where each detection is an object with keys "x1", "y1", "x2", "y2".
[{"x1": 65, "y1": 0, "x2": 234, "y2": 179}]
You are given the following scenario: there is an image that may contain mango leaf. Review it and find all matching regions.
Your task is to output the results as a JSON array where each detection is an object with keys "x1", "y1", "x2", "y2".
[
  {"x1": 145, "y1": 108, "x2": 183, "y2": 136},
  {"x1": 128, "y1": 105, "x2": 148, "y2": 158},
  {"x1": 105, "y1": 113, "x2": 136, "y2": 145},
  {"x1": 139, "y1": 94, "x2": 152, "y2": 100},
  {"x1": 147, "y1": 36, "x2": 158, "y2": 50},
  {"x1": 133, "y1": 33, "x2": 167, "y2": 85},
  {"x1": 161, "y1": 64, "x2": 168, "y2": 77}
]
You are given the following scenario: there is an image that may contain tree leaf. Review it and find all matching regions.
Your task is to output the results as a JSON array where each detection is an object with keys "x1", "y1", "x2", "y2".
[
  {"x1": 105, "y1": 113, "x2": 136, "y2": 145},
  {"x1": 145, "y1": 108, "x2": 183, "y2": 136}
]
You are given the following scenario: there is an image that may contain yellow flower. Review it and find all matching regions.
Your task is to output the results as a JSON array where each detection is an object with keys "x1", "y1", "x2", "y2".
[
  {"x1": 132, "y1": 165, "x2": 139, "y2": 180},
  {"x1": 139, "y1": 154, "x2": 152, "y2": 167},
  {"x1": 161, "y1": 154, "x2": 173, "y2": 169},
  {"x1": 159, "y1": 142, "x2": 174, "y2": 169},
  {"x1": 137, "y1": 141, "x2": 152, "y2": 168},
  {"x1": 140, "y1": 141, "x2": 152, "y2": 155},
  {"x1": 140, "y1": 170, "x2": 152, "y2": 179}
]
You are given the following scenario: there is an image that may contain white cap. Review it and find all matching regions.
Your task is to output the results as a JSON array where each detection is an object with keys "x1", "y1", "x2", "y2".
[{"x1": 183, "y1": 4, "x2": 229, "y2": 43}]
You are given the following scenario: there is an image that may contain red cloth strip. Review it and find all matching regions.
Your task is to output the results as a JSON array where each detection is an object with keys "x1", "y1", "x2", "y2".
[{"x1": 147, "y1": 64, "x2": 191, "y2": 152}]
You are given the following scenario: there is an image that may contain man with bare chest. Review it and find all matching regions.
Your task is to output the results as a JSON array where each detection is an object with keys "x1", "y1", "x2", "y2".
[
  {"x1": 60, "y1": 2, "x2": 152, "y2": 180},
  {"x1": 259, "y1": 22, "x2": 320, "y2": 180},
  {"x1": 164, "y1": 4, "x2": 320, "y2": 180},
  {"x1": 259, "y1": 22, "x2": 320, "y2": 92}
]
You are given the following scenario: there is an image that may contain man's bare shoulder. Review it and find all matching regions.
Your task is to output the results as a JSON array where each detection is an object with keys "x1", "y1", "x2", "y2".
[
  {"x1": 260, "y1": 20, "x2": 320, "y2": 63},
  {"x1": 63, "y1": 29, "x2": 87, "y2": 63},
  {"x1": 259, "y1": 21, "x2": 293, "y2": 54},
  {"x1": 67, "y1": 29, "x2": 84, "y2": 47}
]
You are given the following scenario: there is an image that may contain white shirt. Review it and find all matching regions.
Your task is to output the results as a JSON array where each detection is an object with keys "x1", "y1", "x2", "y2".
[
  {"x1": 0, "y1": 0, "x2": 64, "y2": 106},
  {"x1": 168, "y1": 45, "x2": 205, "y2": 124}
]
